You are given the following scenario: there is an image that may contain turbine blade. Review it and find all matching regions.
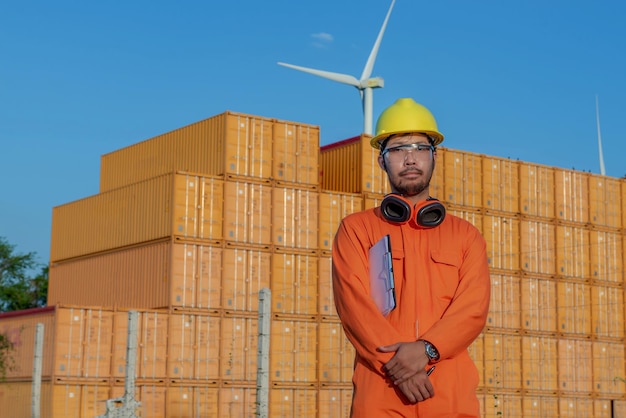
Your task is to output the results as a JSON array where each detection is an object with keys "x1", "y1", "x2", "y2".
[
  {"x1": 361, "y1": 0, "x2": 395, "y2": 80},
  {"x1": 278, "y1": 62, "x2": 360, "y2": 87},
  {"x1": 596, "y1": 94, "x2": 606, "y2": 176}
]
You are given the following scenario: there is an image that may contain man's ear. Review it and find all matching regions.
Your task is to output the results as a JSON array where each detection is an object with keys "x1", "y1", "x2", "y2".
[{"x1": 378, "y1": 154, "x2": 387, "y2": 171}]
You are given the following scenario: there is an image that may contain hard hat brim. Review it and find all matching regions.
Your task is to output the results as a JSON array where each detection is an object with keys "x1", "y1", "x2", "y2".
[{"x1": 370, "y1": 130, "x2": 444, "y2": 149}]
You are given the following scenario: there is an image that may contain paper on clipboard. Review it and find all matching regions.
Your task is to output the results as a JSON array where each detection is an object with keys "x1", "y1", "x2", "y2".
[{"x1": 369, "y1": 235, "x2": 396, "y2": 316}]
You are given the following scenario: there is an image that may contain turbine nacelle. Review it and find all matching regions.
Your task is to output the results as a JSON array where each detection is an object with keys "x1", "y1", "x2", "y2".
[{"x1": 361, "y1": 77, "x2": 384, "y2": 89}]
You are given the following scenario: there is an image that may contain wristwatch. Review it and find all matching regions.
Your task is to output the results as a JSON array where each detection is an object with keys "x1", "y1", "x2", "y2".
[{"x1": 421, "y1": 340, "x2": 440, "y2": 363}]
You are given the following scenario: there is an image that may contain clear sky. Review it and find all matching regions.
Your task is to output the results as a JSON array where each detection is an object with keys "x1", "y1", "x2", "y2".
[{"x1": 1, "y1": 0, "x2": 624, "y2": 266}]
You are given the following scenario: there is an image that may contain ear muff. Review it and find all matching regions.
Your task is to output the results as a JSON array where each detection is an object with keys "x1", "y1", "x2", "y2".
[{"x1": 380, "y1": 194, "x2": 446, "y2": 228}]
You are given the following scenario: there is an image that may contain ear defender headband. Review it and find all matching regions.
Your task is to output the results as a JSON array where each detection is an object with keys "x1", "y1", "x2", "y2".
[{"x1": 380, "y1": 194, "x2": 446, "y2": 228}]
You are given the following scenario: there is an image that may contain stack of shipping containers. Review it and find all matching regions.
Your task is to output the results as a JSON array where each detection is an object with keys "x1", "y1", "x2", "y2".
[{"x1": 0, "y1": 112, "x2": 625, "y2": 417}]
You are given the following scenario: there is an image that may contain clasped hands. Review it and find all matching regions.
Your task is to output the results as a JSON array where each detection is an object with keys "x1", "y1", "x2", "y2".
[{"x1": 377, "y1": 340, "x2": 435, "y2": 403}]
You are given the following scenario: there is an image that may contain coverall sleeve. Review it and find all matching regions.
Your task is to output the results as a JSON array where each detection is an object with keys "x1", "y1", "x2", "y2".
[
  {"x1": 332, "y1": 217, "x2": 404, "y2": 374},
  {"x1": 420, "y1": 223, "x2": 491, "y2": 361}
]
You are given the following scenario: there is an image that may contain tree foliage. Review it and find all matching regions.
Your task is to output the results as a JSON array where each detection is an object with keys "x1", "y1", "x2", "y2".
[{"x1": 0, "y1": 237, "x2": 48, "y2": 312}]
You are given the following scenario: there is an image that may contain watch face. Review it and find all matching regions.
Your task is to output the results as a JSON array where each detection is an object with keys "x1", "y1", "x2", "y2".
[{"x1": 426, "y1": 342, "x2": 439, "y2": 359}]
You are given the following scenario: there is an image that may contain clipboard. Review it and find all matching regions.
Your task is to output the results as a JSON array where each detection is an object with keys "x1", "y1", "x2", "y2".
[{"x1": 369, "y1": 235, "x2": 396, "y2": 316}]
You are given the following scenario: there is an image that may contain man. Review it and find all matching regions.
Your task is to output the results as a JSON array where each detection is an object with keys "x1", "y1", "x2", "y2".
[{"x1": 332, "y1": 98, "x2": 491, "y2": 417}]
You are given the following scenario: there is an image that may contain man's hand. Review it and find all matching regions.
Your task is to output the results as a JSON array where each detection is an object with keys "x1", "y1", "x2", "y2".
[
  {"x1": 378, "y1": 340, "x2": 429, "y2": 385},
  {"x1": 396, "y1": 370, "x2": 435, "y2": 403}
]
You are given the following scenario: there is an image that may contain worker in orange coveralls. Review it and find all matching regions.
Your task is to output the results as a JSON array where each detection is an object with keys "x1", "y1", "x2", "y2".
[{"x1": 332, "y1": 98, "x2": 491, "y2": 417}]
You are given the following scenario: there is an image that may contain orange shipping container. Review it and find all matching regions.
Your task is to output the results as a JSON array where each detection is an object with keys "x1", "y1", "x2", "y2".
[
  {"x1": 219, "y1": 315, "x2": 258, "y2": 382},
  {"x1": 318, "y1": 321, "x2": 355, "y2": 384},
  {"x1": 51, "y1": 172, "x2": 223, "y2": 262},
  {"x1": 558, "y1": 338, "x2": 593, "y2": 394},
  {"x1": 557, "y1": 281, "x2": 592, "y2": 335},
  {"x1": 272, "y1": 186, "x2": 318, "y2": 250},
  {"x1": 223, "y1": 180, "x2": 272, "y2": 247},
  {"x1": 588, "y1": 175, "x2": 622, "y2": 228},
  {"x1": 272, "y1": 119, "x2": 320, "y2": 187},
  {"x1": 168, "y1": 313, "x2": 220, "y2": 381},
  {"x1": 554, "y1": 169, "x2": 590, "y2": 224},
  {"x1": 486, "y1": 273, "x2": 521, "y2": 330},
  {"x1": 591, "y1": 284, "x2": 625, "y2": 339},
  {"x1": 589, "y1": 229, "x2": 623, "y2": 284},
  {"x1": 269, "y1": 387, "x2": 317, "y2": 418},
  {"x1": 520, "y1": 218, "x2": 556, "y2": 275},
  {"x1": 483, "y1": 392, "x2": 522, "y2": 418},
  {"x1": 271, "y1": 252, "x2": 318, "y2": 315},
  {"x1": 443, "y1": 149, "x2": 482, "y2": 208},
  {"x1": 519, "y1": 162, "x2": 555, "y2": 218},
  {"x1": 49, "y1": 241, "x2": 223, "y2": 310},
  {"x1": 482, "y1": 214, "x2": 520, "y2": 270},
  {"x1": 221, "y1": 247, "x2": 271, "y2": 313},
  {"x1": 318, "y1": 387, "x2": 352, "y2": 418},
  {"x1": 270, "y1": 319, "x2": 318, "y2": 383},
  {"x1": 592, "y1": 341, "x2": 626, "y2": 395},
  {"x1": 319, "y1": 135, "x2": 391, "y2": 195},
  {"x1": 482, "y1": 155, "x2": 520, "y2": 213},
  {"x1": 166, "y1": 384, "x2": 219, "y2": 417},
  {"x1": 219, "y1": 385, "x2": 257, "y2": 418},
  {"x1": 447, "y1": 206, "x2": 482, "y2": 231},
  {"x1": 318, "y1": 253, "x2": 337, "y2": 319},
  {"x1": 556, "y1": 224, "x2": 590, "y2": 279},
  {"x1": 521, "y1": 277, "x2": 558, "y2": 333},
  {"x1": 521, "y1": 335, "x2": 558, "y2": 392},
  {"x1": 483, "y1": 333, "x2": 522, "y2": 391},
  {"x1": 522, "y1": 394, "x2": 559, "y2": 418},
  {"x1": 318, "y1": 191, "x2": 362, "y2": 250},
  {"x1": 110, "y1": 383, "x2": 167, "y2": 417},
  {"x1": 100, "y1": 111, "x2": 278, "y2": 192},
  {"x1": 559, "y1": 396, "x2": 594, "y2": 417},
  {"x1": 362, "y1": 192, "x2": 385, "y2": 210}
]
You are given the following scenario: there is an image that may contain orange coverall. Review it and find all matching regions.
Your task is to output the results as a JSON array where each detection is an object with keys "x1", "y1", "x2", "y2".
[{"x1": 332, "y1": 207, "x2": 491, "y2": 417}]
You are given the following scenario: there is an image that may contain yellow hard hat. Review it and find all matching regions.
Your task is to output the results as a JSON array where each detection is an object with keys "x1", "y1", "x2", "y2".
[{"x1": 370, "y1": 98, "x2": 444, "y2": 149}]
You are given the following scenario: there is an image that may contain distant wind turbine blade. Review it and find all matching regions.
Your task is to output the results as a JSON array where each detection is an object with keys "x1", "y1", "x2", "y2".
[
  {"x1": 595, "y1": 94, "x2": 606, "y2": 176},
  {"x1": 277, "y1": 62, "x2": 360, "y2": 87},
  {"x1": 360, "y1": 0, "x2": 395, "y2": 80}
]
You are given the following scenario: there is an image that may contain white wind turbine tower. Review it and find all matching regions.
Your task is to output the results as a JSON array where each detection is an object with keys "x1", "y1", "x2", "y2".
[
  {"x1": 595, "y1": 94, "x2": 606, "y2": 176},
  {"x1": 278, "y1": 0, "x2": 396, "y2": 135}
]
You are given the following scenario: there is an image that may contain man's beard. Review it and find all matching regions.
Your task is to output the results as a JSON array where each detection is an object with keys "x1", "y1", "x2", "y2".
[{"x1": 389, "y1": 167, "x2": 434, "y2": 197}]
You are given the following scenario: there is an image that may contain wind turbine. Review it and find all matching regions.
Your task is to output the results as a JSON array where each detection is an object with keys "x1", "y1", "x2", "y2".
[
  {"x1": 278, "y1": 0, "x2": 396, "y2": 135},
  {"x1": 595, "y1": 94, "x2": 606, "y2": 175}
]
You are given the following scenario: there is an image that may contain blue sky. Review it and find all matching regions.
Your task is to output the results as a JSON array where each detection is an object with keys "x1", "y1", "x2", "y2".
[{"x1": 1, "y1": 0, "x2": 625, "y2": 265}]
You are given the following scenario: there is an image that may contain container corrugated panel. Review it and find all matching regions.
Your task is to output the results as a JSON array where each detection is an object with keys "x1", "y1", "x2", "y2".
[
  {"x1": 223, "y1": 180, "x2": 272, "y2": 246},
  {"x1": 222, "y1": 247, "x2": 271, "y2": 313},
  {"x1": 172, "y1": 242, "x2": 223, "y2": 310},
  {"x1": 591, "y1": 284, "x2": 625, "y2": 339},
  {"x1": 99, "y1": 111, "x2": 276, "y2": 192},
  {"x1": 521, "y1": 335, "x2": 558, "y2": 392},
  {"x1": 318, "y1": 253, "x2": 336, "y2": 318},
  {"x1": 558, "y1": 396, "x2": 594, "y2": 418},
  {"x1": 486, "y1": 273, "x2": 521, "y2": 330},
  {"x1": 613, "y1": 399, "x2": 626, "y2": 417},
  {"x1": 554, "y1": 169, "x2": 590, "y2": 224},
  {"x1": 594, "y1": 399, "x2": 615, "y2": 418},
  {"x1": 270, "y1": 319, "x2": 318, "y2": 383},
  {"x1": 220, "y1": 385, "x2": 257, "y2": 417},
  {"x1": 522, "y1": 394, "x2": 559, "y2": 417},
  {"x1": 318, "y1": 321, "x2": 355, "y2": 384},
  {"x1": 319, "y1": 135, "x2": 391, "y2": 194},
  {"x1": 269, "y1": 387, "x2": 317, "y2": 418},
  {"x1": 558, "y1": 338, "x2": 593, "y2": 394},
  {"x1": 111, "y1": 310, "x2": 168, "y2": 380},
  {"x1": 53, "y1": 381, "x2": 110, "y2": 417},
  {"x1": 110, "y1": 383, "x2": 167, "y2": 417},
  {"x1": 362, "y1": 192, "x2": 385, "y2": 210},
  {"x1": 556, "y1": 224, "x2": 590, "y2": 279},
  {"x1": 520, "y1": 277, "x2": 557, "y2": 334},
  {"x1": 219, "y1": 315, "x2": 258, "y2": 382},
  {"x1": 592, "y1": 341, "x2": 626, "y2": 395},
  {"x1": 166, "y1": 384, "x2": 219, "y2": 417},
  {"x1": 588, "y1": 176, "x2": 622, "y2": 229},
  {"x1": 443, "y1": 149, "x2": 482, "y2": 208},
  {"x1": 483, "y1": 392, "x2": 522, "y2": 418},
  {"x1": 272, "y1": 119, "x2": 320, "y2": 187},
  {"x1": 482, "y1": 213, "x2": 520, "y2": 271},
  {"x1": 318, "y1": 387, "x2": 352, "y2": 418},
  {"x1": 589, "y1": 229, "x2": 623, "y2": 284},
  {"x1": 557, "y1": 281, "x2": 592, "y2": 335},
  {"x1": 271, "y1": 252, "x2": 318, "y2": 315},
  {"x1": 272, "y1": 186, "x2": 319, "y2": 250},
  {"x1": 0, "y1": 307, "x2": 55, "y2": 380},
  {"x1": 318, "y1": 191, "x2": 362, "y2": 251},
  {"x1": 482, "y1": 155, "x2": 520, "y2": 213},
  {"x1": 622, "y1": 180, "x2": 626, "y2": 229},
  {"x1": 483, "y1": 333, "x2": 522, "y2": 391},
  {"x1": 168, "y1": 313, "x2": 220, "y2": 381},
  {"x1": 173, "y1": 173, "x2": 224, "y2": 241},
  {"x1": 447, "y1": 206, "x2": 482, "y2": 231},
  {"x1": 49, "y1": 240, "x2": 171, "y2": 309},
  {"x1": 519, "y1": 163, "x2": 555, "y2": 218},
  {"x1": 520, "y1": 218, "x2": 556, "y2": 275}
]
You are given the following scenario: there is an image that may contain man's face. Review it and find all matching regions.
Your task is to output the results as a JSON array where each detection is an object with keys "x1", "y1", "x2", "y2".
[{"x1": 377, "y1": 133, "x2": 436, "y2": 198}]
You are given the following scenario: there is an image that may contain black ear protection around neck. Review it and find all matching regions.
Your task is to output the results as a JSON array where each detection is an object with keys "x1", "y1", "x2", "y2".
[{"x1": 380, "y1": 194, "x2": 446, "y2": 228}]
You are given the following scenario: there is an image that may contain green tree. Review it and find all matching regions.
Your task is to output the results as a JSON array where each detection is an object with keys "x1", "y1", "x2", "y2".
[{"x1": 0, "y1": 237, "x2": 48, "y2": 312}]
